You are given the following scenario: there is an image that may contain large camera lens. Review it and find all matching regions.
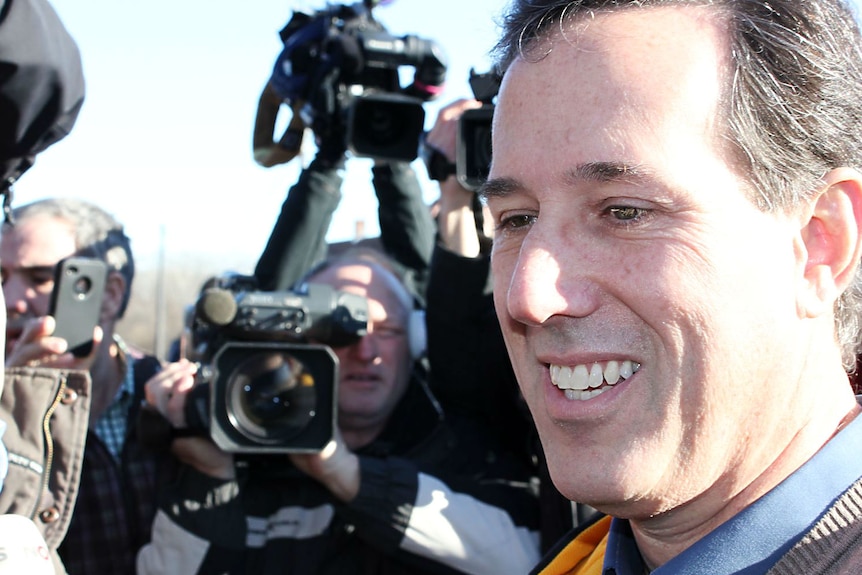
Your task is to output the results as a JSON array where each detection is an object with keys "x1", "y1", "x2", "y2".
[
  {"x1": 226, "y1": 351, "x2": 317, "y2": 443},
  {"x1": 209, "y1": 342, "x2": 338, "y2": 453},
  {"x1": 457, "y1": 106, "x2": 495, "y2": 191},
  {"x1": 348, "y1": 93, "x2": 426, "y2": 162}
]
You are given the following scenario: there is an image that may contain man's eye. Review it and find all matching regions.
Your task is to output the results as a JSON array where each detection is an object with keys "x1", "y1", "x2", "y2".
[
  {"x1": 374, "y1": 326, "x2": 405, "y2": 340},
  {"x1": 499, "y1": 214, "x2": 536, "y2": 230},
  {"x1": 607, "y1": 206, "x2": 646, "y2": 221}
]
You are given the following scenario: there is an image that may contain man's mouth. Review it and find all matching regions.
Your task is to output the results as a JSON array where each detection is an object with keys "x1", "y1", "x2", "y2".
[
  {"x1": 344, "y1": 372, "x2": 381, "y2": 385},
  {"x1": 550, "y1": 360, "x2": 640, "y2": 401}
]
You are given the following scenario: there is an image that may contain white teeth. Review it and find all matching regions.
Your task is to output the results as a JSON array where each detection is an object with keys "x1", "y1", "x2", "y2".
[
  {"x1": 550, "y1": 360, "x2": 641, "y2": 401},
  {"x1": 604, "y1": 361, "x2": 620, "y2": 386},
  {"x1": 620, "y1": 360, "x2": 634, "y2": 380},
  {"x1": 589, "y1": 363, "x2": 603, "y2": 388},
  {"x1": 552, "y1": 365, "x2": 588, "y2": 390},
  {"x1": 564, "y1": 387, "x2": 611, "y2": 401},
  {"x1": 572, "y1": 365, "x2": 589, "y2": 390}
]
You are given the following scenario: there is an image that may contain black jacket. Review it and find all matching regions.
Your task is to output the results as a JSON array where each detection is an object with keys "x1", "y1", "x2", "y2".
[{"x1": 137, "y1": 369, "x2": 541, "y2": 575}]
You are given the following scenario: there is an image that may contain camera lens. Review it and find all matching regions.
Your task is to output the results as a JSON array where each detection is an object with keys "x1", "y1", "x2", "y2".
[
  {"x1": 226, "y1": 351, "x2": 317, "y2": 443},
  {"x1": 468, "y1": 124, "x2": 492, "y2": 177},
  {"x1": 458, "y1": 106, "x2": 495, "y2": 191},
  {"x1": 348, "y1": 94, "x2": 425, "y2": 161},
  {"x1": 72, "y1": 276, "x2": 92, "y2": 299}
]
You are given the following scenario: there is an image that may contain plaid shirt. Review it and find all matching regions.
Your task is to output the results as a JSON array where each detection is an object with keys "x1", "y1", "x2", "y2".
[
  {"x1": 92, "y1": 355, "x2": 135, "y2": 461},
  {"x1": 57, "y1": 352, "x2": 179, "y2": 575}
]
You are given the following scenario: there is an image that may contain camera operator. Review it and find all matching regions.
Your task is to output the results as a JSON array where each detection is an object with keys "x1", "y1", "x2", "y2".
[
  {"x1": 137, "y1": 248, "x2": 540, "y2": 575},
  {"x1": 253, "y1": 151, "x2": 435, "y2": 305},
  {"x1": 252, "y1": 1, "x2": 442, "y2": 303},
  {"x1": 423, "y1": 98, "x2": 599, "y2": 551}
]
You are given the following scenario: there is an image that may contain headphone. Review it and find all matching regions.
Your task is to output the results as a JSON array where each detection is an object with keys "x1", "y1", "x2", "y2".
[{"x1": 407, "y1": 307, "x2": 426, "y2": 361}]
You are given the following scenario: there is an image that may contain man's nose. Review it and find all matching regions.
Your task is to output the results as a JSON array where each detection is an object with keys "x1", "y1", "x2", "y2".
[
  {"x1": 502, "y1": 232, "x2": 600, "y2": 326},
  {"x1": 350, "y1": 332, "x2": 379, "y2": 361},
  {"x1": 3, "y1": 275, "x2": 32, "y2": 314}
]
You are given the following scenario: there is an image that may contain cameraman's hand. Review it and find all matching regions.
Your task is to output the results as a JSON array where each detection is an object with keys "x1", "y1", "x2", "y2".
[
  {"x1": 313, "y1": 119, "x2": 348, "y2": 168},
  {"x1": 5, "y1": 315, "x2": 102, "y2": 371},
  {"x1": 289, "y1": 429, "x2": 360, "y2": 503},
  {"x1": 144, "y1": 360, "x2": 236, "y2": 480},
  {"x1": 427, "y1": 98, "x2": 485, "y2": 257},
  {"x1": 425, "y1": 98, "x2": 483, "y2": 164},
  {"x1": 144, "y1": 359, "x2": 197, "y2": 428}
]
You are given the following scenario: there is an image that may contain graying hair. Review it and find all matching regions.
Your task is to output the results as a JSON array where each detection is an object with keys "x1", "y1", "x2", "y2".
[
  {"x1": 6, "y1": 197, "x2": 135, "y2": 317},
  {"x1": 302, "y1": 246, "x2": 415, "y2": 319},
  {"x1": 492, "y1": 0, "x2": 862, "y2": 371}
]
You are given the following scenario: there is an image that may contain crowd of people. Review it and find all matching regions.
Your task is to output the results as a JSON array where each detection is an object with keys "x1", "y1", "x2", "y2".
[{"x1": 4, "y1": 0, "x2": 862, "y2": 574}]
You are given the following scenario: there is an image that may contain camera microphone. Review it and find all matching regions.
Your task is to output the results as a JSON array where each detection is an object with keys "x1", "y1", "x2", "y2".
[{"x1": 196, "y1": 288, "x2": 238, "y2": 327}]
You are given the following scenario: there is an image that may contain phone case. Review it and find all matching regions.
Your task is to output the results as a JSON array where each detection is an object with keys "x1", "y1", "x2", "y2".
[{"x1": 48, "y1": 257, "x2": 108, "y2": 357}]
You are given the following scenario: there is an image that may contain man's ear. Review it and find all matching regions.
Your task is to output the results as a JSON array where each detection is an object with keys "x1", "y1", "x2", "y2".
[
  {"x1": 798, "y1": 167, "x2": 862, "y2": 318},
  {"x1": 99, "y1": 270, "x2": 126, "y2": 324}
]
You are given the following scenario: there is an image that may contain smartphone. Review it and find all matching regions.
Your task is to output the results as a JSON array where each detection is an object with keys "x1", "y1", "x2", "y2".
[{"x1": 48, "y1": 257, "x2": 108, "y2": 357}]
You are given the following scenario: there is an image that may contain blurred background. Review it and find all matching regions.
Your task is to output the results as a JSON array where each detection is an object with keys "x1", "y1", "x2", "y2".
[
  {"x1": 12, "y1": 0, "x2": 506, "y2": 355},
  {"x1": 15, "y1": 0, "x2": 503, "y2": 262}
]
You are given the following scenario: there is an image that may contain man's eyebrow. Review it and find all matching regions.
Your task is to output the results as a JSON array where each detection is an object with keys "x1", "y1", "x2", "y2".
[
  {"x1": 480, "y1": 162, "x2": 654, "y2": 201},
  {"x1": 16, "y1": 264, "x2": 56, "y2": 276},
  {"x1": 569, "y1": 161, "x2": 652, "y2": 184},
  {"x1": 478, "y1": 176, "x2": 521, "y2": 201}
]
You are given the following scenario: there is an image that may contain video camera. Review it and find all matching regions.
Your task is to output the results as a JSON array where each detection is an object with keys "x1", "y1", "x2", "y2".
[
  {"x1": 456, "y1": 69, "x2": 500, "y2": 191},
  {"x1": 421, "y1": 69, "x2": 500, "y2": 192},
  {"x1": 256, "y1": 0, "x2": 448, "y2": 163},
  {"x1": 161, "y1": 273, "x2": 368, "y2": 454}
]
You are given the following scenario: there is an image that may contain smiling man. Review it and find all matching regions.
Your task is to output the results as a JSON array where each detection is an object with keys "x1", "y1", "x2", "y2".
[{"x1": 483, "y1": 0, "x2": 862, "y2": 573}]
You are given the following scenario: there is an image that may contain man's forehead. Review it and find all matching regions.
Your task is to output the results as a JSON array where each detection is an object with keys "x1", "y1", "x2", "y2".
[
  {"x1": 490, "y1": 6, "x2": 729, "y2": 185},
  {"x1": 309, "y1": 260, "x2": 411, "y2": 318},
  {"x1": 2, "y1": 214, "x2": 75, "y2": 238},
  {"x1": 310, "y1": 261, "x2": 375, "y2": 290},
  {"x1": 0, "y1": 215, "x2": 76, "y2": 266}
]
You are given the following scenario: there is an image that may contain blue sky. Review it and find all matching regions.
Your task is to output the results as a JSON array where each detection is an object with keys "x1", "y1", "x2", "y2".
[{"x1": 16, "y1": 0, "x2": 506, "y2": 267}]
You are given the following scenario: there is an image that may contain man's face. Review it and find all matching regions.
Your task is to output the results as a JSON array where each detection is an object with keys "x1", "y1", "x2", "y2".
[
  {"x1": 308, "y1": 261, "x2": 413, "y2": 442},
  {"x1": 486, "y1": 7, "x2": 808, "y2": 519},
  {"x1": 0, "y1": 215, "x2": 77, "y2": 356}
]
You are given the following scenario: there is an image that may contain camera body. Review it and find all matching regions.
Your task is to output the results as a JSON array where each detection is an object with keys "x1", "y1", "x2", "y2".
[
  {"x1": 185, "y1": 274, "x2": 368, "y2": 453},
  {"x1": 455, "y1": 69, "x2": 501, "y2": 191},
  {"x1": 271, "y1": 1, "x2": 447, "y2": 162}
]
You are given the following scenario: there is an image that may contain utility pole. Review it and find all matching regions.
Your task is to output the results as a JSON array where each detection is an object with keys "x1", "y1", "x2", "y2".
[{"x1": 154, "y1": 224, "x2": 167, "y2": 360}]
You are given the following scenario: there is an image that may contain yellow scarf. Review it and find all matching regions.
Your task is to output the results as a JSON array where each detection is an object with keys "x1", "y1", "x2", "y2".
[{"x1": 536, "y1": 516, "x2": 611, "y2": 575}]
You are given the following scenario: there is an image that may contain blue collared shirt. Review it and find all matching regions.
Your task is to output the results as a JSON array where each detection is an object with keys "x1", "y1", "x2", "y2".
[
  {"x1": 603, "y1": 409, "x2": 862, "y2": 575},
  {"x1": 92, "y1": 355, "x2": 136, "y2": 461}
]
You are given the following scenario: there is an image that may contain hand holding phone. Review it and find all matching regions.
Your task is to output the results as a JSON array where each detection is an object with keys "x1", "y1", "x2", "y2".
[{"x1": 48, "y1": 256, "x2": 108, "y2": 357}]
